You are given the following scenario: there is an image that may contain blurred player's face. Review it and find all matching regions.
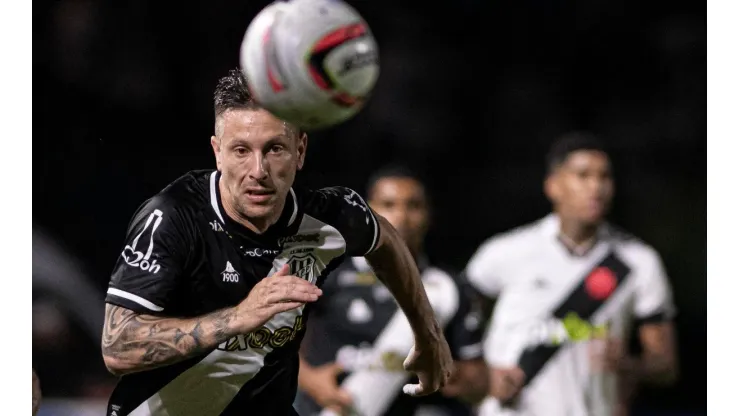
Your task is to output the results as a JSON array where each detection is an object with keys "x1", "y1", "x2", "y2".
[
  {"x1": 211, "y1": 108, "x2": 306, "y2": 227},
  {"x1": 368, "y1": 177, "x2": 429, "y2": 253},
  {"x1": 546, "y1": 150, "x2": 614, "y2": 225}
]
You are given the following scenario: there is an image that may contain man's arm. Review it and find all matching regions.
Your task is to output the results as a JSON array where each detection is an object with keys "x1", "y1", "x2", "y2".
[
  {"x1": 624, "y1": 247, "x2": 679, "y2": 386},
  {"x1": 101, "y1": 304, "x2": 239, "y2": 376},
  {"x1": 622, "y1": 321, "x2": 678, "y2": 385},
  {"x1": 102, "y1": 264, "x2": 322, "y2": 376},
  {"x1": 364, "y1": 216, "x2": 453, "y2": 395},
  {"x1": 365, "y1": 216, "x2": 443, "y2": 347}
]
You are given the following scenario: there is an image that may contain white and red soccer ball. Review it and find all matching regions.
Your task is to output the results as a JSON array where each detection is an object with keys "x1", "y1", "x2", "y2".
[{"x1": 240, "y1": 0, "x2": 380, "y2": 130}]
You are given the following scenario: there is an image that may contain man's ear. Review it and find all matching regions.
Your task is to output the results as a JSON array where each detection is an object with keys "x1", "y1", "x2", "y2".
[
  {"x1": 544, "y1": 173, "x2": 560, "y2": 204},
  {"x1": 211, "y1": 136, "x2": 222, "y2": 171},
  {"x1": 296, "y1": 132, "x2": 308, "y2": 170}
]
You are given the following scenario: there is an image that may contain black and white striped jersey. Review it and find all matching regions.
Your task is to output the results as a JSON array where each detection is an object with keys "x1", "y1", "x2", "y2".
[{"x1": 104, "y1": 170, "x2": 380, "y2": 416}]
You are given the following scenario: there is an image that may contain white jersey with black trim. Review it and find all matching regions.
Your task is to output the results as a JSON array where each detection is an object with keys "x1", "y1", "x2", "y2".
[{"x1": 466, "y1": 214, "x2": 676, "y2": 416}]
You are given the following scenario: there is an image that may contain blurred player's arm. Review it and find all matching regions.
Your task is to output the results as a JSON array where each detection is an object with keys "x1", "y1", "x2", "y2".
[
  {"x1": 622, "y1": 248, "x2": 679, "y2": 385},
  {"x1": 298, "y1": 355, "x2": 353, "y2": 413},
  {"x1": 297, "y1": 315, "x2": 353, "y2": 413},
  {"x1": 637, "y1": 321, "x2": 678, "y2": 384},
  {"x1": 440, "y1": 282, "x2": 491, "y2": 404}
]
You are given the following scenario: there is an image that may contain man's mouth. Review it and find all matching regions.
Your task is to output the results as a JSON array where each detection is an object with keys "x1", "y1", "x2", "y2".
[{"x1": 245, "y1": 188, "x2": 276, "y2": 203}]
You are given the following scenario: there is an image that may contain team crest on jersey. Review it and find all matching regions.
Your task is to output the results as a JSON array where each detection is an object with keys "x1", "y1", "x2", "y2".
[{"x1": 289, "y1": 253, "x2": 318, "y2": 283}]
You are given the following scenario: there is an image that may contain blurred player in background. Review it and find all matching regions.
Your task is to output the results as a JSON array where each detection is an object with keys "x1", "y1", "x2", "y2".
[
  {"x1": 295, "y1": 166, "x2": 489, "y2": 416},
  {"x1": 33, "y1": 368, "x2": 41, "y2": 415},
  {"x1": 100, "y1": 70, "x2": 452, "y2": 416},
  {"x1": 465, "y1": 133, "x2": 679, "y2": 416}
]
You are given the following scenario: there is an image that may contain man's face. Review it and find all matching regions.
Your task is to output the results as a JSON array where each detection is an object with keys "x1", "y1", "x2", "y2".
[
  {"x1": 368, "y1": 177, "x2": 429, "y2": 251},
  {"x1": 211, "y1": 108, "x2": 306, "y2": 222},
  {"x1": 547, "y1": 150, "x2": 614, "y2": 225}
]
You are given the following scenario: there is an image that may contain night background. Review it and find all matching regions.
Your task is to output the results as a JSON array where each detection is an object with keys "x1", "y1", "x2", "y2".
[{"x1": 32, "y1": 0, "x2": 706, "y2": 414}]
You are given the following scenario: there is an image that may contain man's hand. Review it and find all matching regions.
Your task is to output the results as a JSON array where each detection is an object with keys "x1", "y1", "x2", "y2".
[
  {"x1": 490, "y1": 366, "x2": 525, "y2": 404},
  {"x1": 300, "y1": 362, "x2": 353, "y2": 415},
  {"x1": 401, "y1": 334, "x2": 454, "y2": 397},
  {"x1": 235, "y1": 264, "x2": 322, "y2": 333},
  {"x1": 440, "y1": 359, "x2": 490, "y2": 404}
]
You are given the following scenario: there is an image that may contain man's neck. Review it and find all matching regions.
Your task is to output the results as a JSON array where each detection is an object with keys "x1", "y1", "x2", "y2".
[
  {"x1": 557, "y1": 216, "x2": 600, "y2": 254},
  {"x1": 219, "y1": 179, "x2": 283, "y2": 234}
]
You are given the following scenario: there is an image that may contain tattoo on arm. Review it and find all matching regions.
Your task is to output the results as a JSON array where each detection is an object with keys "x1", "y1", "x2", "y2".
[{"x1": 102, "y1": 304, "x2": 237, "y2": 375}]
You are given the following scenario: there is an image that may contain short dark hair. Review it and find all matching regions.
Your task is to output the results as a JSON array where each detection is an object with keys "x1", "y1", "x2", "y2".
[
  {"x1": 546, "y1": 131, "x2": 609, "y2": 172},
  {"x1": 213, "y1": 68, "x2": 260, "y2": 117},
  {"x1": 365, "y1": 165, "x2": 426, "y2": 199}
]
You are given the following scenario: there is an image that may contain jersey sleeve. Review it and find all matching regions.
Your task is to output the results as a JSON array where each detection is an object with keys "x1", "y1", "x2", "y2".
[
  {"x1": 463, "y1": 237, "x2": 505, "y2": 299},
  {"x1": 312, "y1": 187, "x2": 380, "y2": 257},
  {"x1": 632, "y1": 247, "x2": 677, "y2": 323},
  {"x1": 444, "y1": 281, "x2": 485, "y2": 361},
  {"x1": 106, "y1": 196, "x2": 194, "y2": 314}
]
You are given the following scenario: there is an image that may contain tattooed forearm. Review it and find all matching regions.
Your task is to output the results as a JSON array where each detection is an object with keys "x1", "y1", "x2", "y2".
[{"x1": 101, "y1": 304, "x2": 239, "y2": 375}]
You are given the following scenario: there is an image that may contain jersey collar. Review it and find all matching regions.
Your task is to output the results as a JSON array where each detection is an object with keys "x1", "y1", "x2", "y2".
[{"x1": 542, "y1": 213, "x2": 611, "y2": 257}]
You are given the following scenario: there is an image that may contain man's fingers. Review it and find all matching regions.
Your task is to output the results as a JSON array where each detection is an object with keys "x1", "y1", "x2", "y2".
[
  {"x1": 334, "y1": 388, "x2": 353, "y2": 406},
  {"x1": 404, "y1": 371, "x2": 440, "y2": 397},
  {"x1": 271, "y1": 264, "x2": 291, "y2": 277},
  {"x1": 403, "y1": 382, "x2": 434, "y2": 397},
  {"x1": 270, "y1": 301, "x2": 304, "y2": 315},
  {"x1": 280, "y1": 283, "x2": 322, "y2": 302}
]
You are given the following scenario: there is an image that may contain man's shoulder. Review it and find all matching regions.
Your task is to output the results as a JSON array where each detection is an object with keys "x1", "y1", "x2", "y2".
[
  {"x1": 146, "y1": 170, "x2": 213, "y2": 215},
  {"x1": 607, "y1": 224, "x2": 663, "y2": 268},
  {"x1": 293, "y1": 185, "x2": 370, "y2": 224},
  {"x1": 294, "y1": 185, "x2": 363, "y2": 208},
  {"x1": 473, "y1": 218, "x2": 547, "y2": 259},
  {"x1": 126, "y1": 170, "x2": 213, "y2": 236}
]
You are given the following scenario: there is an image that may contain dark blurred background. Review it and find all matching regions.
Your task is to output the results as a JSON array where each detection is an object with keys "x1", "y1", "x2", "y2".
[{"x1": 33, "y1": 0, "x2": 706, "y2": 414}]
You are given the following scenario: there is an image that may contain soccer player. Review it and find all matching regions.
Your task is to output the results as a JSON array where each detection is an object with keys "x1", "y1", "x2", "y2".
[
  {"x1": 466, "y1": 133, "x2": 679, "y2": 416},
  {"x1": 294, "y1": 167, "x2": 489, "y2": 416},
  {"x1": 100, "y1": 69, "x2": 453, "y2": 416}
]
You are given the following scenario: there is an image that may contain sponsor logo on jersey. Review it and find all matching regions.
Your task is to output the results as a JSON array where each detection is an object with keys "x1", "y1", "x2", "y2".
[
  {"x1": 343, "y1": 189, "x2": 369, "y2": 212},
  {"x1": 278, "y1": 233, "x2": 321, "y2": 247},
  {"x1": 217, "y1": 316, "x2": 304, "y2": 352},
  {"x1": 209, "y1": 220, "x2": 224, "y2": 232},
  {"x1": 289, "y1": 253, "x2": 318, "y2": 283},
  {"x1": 524, "y1": 312, "x2": 609, "y2": 347},
  {"x1": 244, "y1": 247, "x2": 281, "y2": 257},
  {"x1": 221, "y1": 261, "x2": 240, "y2": 283},
  {"x1": 121, "y1": 209, "x2": 163, "y2": 274}
]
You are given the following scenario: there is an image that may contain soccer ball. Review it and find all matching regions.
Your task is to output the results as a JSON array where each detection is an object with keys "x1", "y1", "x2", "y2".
[{"x1": 239, "y1": 0, "x2": 380, "y2": 130}]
